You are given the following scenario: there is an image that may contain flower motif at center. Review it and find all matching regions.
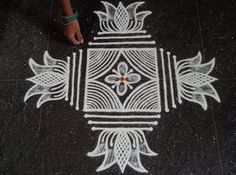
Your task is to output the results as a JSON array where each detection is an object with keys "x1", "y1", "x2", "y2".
[{"x1": 105, "y1": 62, "x2": 141, "y2": 96}]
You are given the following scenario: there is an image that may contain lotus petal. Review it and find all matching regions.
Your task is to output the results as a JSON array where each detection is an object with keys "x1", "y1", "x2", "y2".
[
  {"x1": 128, "y1": 144, "x2": 148, "y2": 173},
  {"x1": 94, "y1": 11, "x2": 109, "y2": 32},
  {"x1": 101, "y1": 1, "x2": 117, "y2": 20},
  {"x1": 126, "y1": 2, "x2": 145, "y2": 19},
  {"x1": 24, "y1": 84, "x2": 49, "y2": 102},
  {"x1": 180, "y1": 72, "x2": 217, "y2": 87},
  {"x1": 36, "y1": 92, "x2": 65, "y2": 108},
  {"x1": 27, "y1": 72, "x2": 65, "y2": 87},
  {"x1": 114, "y1": 132, "x2": 131, "y2": 173},
  {"x1": 43, "y1": 51, "x2": 67, "y2": 67},
  {"x1": 134, "y1": 11, "x2": 152, "y2": 31},
  {"x1": 87, "y1": 130, "x2": 107, "y2": 157},
  {"x1": 114, "y1": 3, "x2": 130, "y2": 31},
  {"x1": 96, "y1": 137, "x2": 116, "y2": 172},
  {"x1": 94, "y1": 11, "x2": 107, "y2": 22},
  {"x1": 136, "y1": 11, "x2": 152, "y2": 21},
  {"x1": 135, "y1": 130, "x2": 157, "y2": 156},
  {"x1": 29, "y1": 58, "x2": 54, "y2": 75},
  {"x1": 178, "y1": 52, "x2": 202, "y2": 67},
  {"x1": 187, "y1": 58, "x2": 216, "y2": 75},
  {"x1": 193, "y1": 84, "x2": 221, "y2": 103},
  {"x1": 183, "y1": 93, "x2": 208, "y2": 110}
]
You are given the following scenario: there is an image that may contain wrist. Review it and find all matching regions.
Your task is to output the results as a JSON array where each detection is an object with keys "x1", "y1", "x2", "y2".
[
  {"x1": 62, "y1": 10, "x2": 73, "y2": 16},
  {"x1": 61, "y1": 9, "x2": 79, "y2": 25}
]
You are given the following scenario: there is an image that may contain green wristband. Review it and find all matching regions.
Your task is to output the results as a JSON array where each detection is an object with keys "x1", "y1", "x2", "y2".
[{"x1": 62, "y1": 9, "x2": 79, "y2": 25}]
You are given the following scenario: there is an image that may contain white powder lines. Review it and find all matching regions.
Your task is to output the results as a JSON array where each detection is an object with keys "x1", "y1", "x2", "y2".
[
  {"x1": 84, "y1": 49, "x2": 161, "y2": 113},
  {"x1": 167, "y1": 52, "x2": 176, "y2": 108},
  {"x1": 94, "y1": 35, "x2": 152, "y2": 40},
  {"x1": 24, "y1": 1, "x2": 221, "y2": 174},
  {"x1": 89, "y1": 41, "x2": 156, "y2": 45},
  {"x1": 88, "y1": 121, "x2": 158, "y2": 125},
  {"x1": 173, "y1": 55, "x2": 182, "y2": 104},
  {"x1": 160, "y1": 48, "x2": 169, "y2": 112},
  {"x1": 65, "y1": 56, "x2": 71, "y2": 101},
  {"x1": 84, "y1": 114, "x2": 161, "y2": 119},
  {"x1": 91, "y1": 127, "x2": 154, "y2": 131},
  {"x1": 84, "y1": 3, "x2": 162, "y2": 170},
  {"x1": 97, "y1": 31, "x2": 147, "y2": 35},
  {"x1": 25, "y1": 51, "x2": 70, "y2": 108},
  {"x1": 70, "y1": 53, "x2": 76, "y2": 106},
  {"x1": 76, "y1": 50, "x2": 83, "y2": 110},
  {"x1": 175, "y1": 52, "x2": 220, "y2": 110}
]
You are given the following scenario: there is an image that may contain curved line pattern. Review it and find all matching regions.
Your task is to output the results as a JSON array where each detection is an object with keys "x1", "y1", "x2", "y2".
[
  {"x1": 89, "y1": 50, "x2": 111, "y2": 74},
  {"x1": 133, "y1": 89, "x2": 158, "y2": 109},
  {"x1": 124, "y1": 81, "x2": 160, "y2": 111},
  {"x1": 86, "y1": 81, "x2": 123, "y2": 110},
  {"x1": 123, "y1": 50, "x2": 157, "y2": 79},
  {"x1": 88, "y1": 50, "x2": 120, "y2": 79},
  {"x1": 89, "y1": 50, "x2": 110, "y2": 70},
  {"x1": 87, "y1": 91, "x2": 112, "y2": 109}
]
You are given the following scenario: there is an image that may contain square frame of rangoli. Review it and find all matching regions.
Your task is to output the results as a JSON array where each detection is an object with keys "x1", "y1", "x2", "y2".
[{"x1": 83, "y1": 48, "x2": 161, "y2": 113}]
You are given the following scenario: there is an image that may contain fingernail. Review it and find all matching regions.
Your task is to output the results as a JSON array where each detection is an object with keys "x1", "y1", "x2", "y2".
[{"x1": 80, "y1": 39, "x2": 84, "y2": 44}]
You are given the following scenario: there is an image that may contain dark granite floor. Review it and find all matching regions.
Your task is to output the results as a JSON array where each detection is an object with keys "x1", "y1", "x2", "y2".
[{"x1": 0, "y1": 0, "x2": 235, "y2": 175}]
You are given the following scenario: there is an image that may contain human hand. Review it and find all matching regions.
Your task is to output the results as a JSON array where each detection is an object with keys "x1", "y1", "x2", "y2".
[{"x1": 63, "y1": 20, "x2": 84, "y2": 45}]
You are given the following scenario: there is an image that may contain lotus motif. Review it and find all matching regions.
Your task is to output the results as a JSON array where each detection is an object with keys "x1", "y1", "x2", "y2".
[
  {"x1": 88, "y1": 129, "x2": 157, "y2": 173},
  {"x1": 24, "y1": 51, "x2": 69, "y2": 108},
  {"x1": 94, "y1": 1, "x2": 152, "y2": 34},
  {"x1": 176, "y1": 52, "x2": 221, "y2": 110}
]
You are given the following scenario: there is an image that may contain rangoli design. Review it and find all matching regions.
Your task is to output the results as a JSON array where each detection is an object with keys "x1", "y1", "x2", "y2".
[
  {"x1": 24, "y1": 1, "x2": 221, "y2": 173},
  {"x1": 104, "y1": 62, "x2": 141, "y2": 96}
]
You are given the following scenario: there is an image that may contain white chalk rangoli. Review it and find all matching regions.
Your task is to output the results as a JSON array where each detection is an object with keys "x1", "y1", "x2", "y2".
[
  {"x1": 24, "y1": 1, "x2": 221, "y2": 174},
  {"x1": 105, "y1": 62, "x2": 141, "y2": 96},
  {"x1": 94, "y1": 1, "x2": 151, "y2": 34},
  {"x1": 84, "y1": 48, "x2": 161, "y2": 113}
]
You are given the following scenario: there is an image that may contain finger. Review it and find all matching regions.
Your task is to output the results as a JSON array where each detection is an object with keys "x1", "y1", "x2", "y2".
[
  {"x1": 75, "y1": 32, "x2": 84, "y2": 44},
  {"x1": 68, "y1": 35, "x2": 80, "y2": 45}
]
